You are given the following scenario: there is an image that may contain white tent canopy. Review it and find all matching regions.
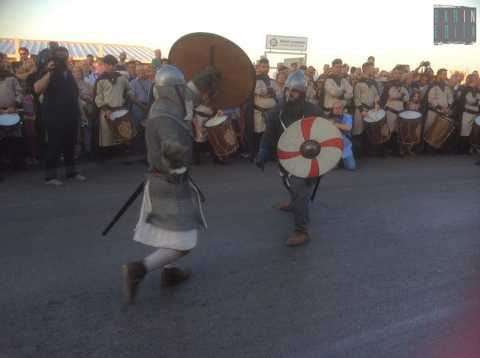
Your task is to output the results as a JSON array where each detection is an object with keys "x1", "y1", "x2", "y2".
[{"x1": 0, "y1": 38, "x2": 155, "y2": 63}]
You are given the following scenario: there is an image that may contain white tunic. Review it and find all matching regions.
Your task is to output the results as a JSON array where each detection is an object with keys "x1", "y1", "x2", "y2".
[{"x1": 133, "y1": 182, "x2": 198, "y2": 251}]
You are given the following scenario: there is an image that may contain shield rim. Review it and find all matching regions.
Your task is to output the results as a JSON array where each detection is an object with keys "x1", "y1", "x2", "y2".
[
  {"x1": 168, "y1": 32, "x2": 255, "y2": 109},
  {"x1": 277, "y1": 117, "x2": 343, "y2": 178}
]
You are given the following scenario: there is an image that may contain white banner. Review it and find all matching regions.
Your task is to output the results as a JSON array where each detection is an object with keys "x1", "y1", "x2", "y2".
[{"x1": 265, "y1": 35, "x2": 308, "y2": 52}]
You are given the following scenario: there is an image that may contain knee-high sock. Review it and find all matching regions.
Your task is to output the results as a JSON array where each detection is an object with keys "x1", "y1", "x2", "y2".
[{"x1": 143, "y1": 248, "x2": 187, "y2": 272}]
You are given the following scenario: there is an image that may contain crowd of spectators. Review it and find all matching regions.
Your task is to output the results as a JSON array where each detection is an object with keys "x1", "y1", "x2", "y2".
[{"x1": 1, "y1": 44, "x2": 479, "y2": 184}]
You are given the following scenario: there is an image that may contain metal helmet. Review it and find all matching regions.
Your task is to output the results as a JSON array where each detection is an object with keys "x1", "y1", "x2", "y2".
[
  {"x1": 154, "y1": 64, "x2": 186, "y2": 87},
  {"x1": 285, "y1": 70, "x2": 307, "y2": 93}
]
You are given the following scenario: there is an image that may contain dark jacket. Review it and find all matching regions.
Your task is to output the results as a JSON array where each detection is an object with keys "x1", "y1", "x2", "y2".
[
  {"x1": 42, "y1": 70, "x2": 80, "y2": 121},
  {"x1": 259, "y1": 101, "x2": 324, "y2": 159}
]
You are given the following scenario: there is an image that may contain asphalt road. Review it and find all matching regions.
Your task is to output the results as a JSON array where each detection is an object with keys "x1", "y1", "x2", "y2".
[{"x1": 1, "y1": 155, "x2": 479, "y2": 358}]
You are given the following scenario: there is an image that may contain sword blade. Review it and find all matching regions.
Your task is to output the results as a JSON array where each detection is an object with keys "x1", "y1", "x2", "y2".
[{"x1": 102, "y1": 181, "x2": 145, "y2": 236}]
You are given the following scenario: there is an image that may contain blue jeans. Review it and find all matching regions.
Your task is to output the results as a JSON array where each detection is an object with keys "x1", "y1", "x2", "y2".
[{"x1": 343, "y1": 155, "x2": 356, "y2": 171}]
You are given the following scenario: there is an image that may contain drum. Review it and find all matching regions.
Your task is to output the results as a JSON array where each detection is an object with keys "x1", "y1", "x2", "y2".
[
  {"x1": 110, "y1": 109, "x2": 137, "y2": 142},
  {"x1": 204, "y1": 115, "x2": 239, "y2": 159},
  {"x1": 0, "y1": 113, "x2": 21, "y2": 140},
  {"x1": 424, "y1": 114, "x2": 455, "y2": 149},
  {"x1": 470, "y1": 116, "x2": 480, "y2": 147},
  {"x1": 364, "y1": 109, "x2": 390, "y2": 144},
  {"x1": 399, "y1": 110, "x2": 422, "y2": 145}
]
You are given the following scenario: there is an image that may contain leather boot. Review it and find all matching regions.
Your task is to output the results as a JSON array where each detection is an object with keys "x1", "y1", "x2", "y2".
[
  {"x1": 161, "y1": 267, "x2": 191, "y2": 287},
  {"x1": 286, "y1": 230, "x2": 310, "y2": 247},
  {"x1": 122, "y1": 261, "x2": 147, "y2": 304}
]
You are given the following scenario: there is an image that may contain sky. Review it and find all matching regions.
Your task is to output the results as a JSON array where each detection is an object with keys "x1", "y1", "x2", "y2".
[{"x1": 0, "y1": 0, "x2": 479, "y2": 72}]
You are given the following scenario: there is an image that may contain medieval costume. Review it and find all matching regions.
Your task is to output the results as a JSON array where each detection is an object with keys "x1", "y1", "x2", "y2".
[
  {"x1": 94, "y1": 55, "x2": 145, "y2": 149},
  {"x1": 252, "y1": 74, "x2": 277, "y2": 154},
  {"x1": 353, "y1": 76, "x2": 380, "y2": 155},
  {"x1": 122, "y1": 64, "x2": 218, "y2": 304},
  {"x1": 459, "y1": 87, "x2": 480, "y2": 153},
  {"x1": 256, "y1": 71, "x2": 324, "y2": 247},
  {"x1": 381, "y1": 79, "x2": 409, "y2": 154},
  {"x1": 322, "y1": 74, "x2": 353, "y2": 114},
  {"x1": 0, "y1": 65, "x2": 24, "y2": 173}
]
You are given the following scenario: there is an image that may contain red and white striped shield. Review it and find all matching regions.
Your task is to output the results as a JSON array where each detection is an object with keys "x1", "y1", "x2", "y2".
[{"x1": 277, "y1": 116, "x2": 343, "y2": 178}]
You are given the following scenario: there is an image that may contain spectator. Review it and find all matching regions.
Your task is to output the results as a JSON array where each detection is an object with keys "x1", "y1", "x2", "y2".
[
  {"x1": 15, "y1": 47, "x2": 40, "y2": 164},
  {"x1": 127, "y1": 60, "x2": 137, "y2": 82},
  {"x1": 84, "y1": 58, "x2": 103, "y2": 87},
  {"x1": 129, "y1": 64, "x2": 152, "y2": 128},
  {"x1": 0, "y1": 52, "x2": 25, "y2": 174},
  {"x1": 330, "y1": 101, "x2": 356, "y2": 170},
  {"x1": 15, "y1": 47, "x2": 37, "y2": 83},
  {"x1": 116, "y1": 51, "x2": 127, "y2": 70},
  {"x1": 33, "y1": 47, "x2": 86, "y2": 185},
  {"x1": 145, "y1": 64, "x2": 155, "y2": 81},
  {"x1": 73, "y1": 65, "x2": 94, "y2": 157},
  {"x1": 322, "y1": 64, "x2": 331, "y2": 77},
  {"x1": 83, "y1": 54, "x2": 95, "y2": 76},
  {"x1": 161, "y1": 58, "x2": 169, "y2": 65},
  {"x1": 305, "y1": 66, "x2": 319, "y2": 105},
  {"x1": 274, "y1": 71, "x2": 287, "y2": 101},
  {"x1": 368, "y1": 56, "x2": 375, "y2": 67},
  {"x1": 306, "y1": 66, "x2": 316, "y2": 79},
  {"x1": 152, "y1": 49, "x2": 162, "y2": 70}
]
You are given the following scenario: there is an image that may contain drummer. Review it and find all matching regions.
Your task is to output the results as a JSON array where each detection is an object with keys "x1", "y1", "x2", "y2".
[
  {"x1": 459, "y1": 75, "x2": 480, "y2": 154},
  {"x1": 353, "y1": 62, "x2": 380, "y2": 156},
  {"x1": 424, "y1": 69, "x2": 454, "y2": 151},
  {"x1": 192, "y1": 101, "x2": 216, "y2": 164},
  {"x1": 94, "y1": 55, "x2": 147, "y2": 149},
  {"x1": 252, "y1": 58, "x2": 277, "y2": 156},
  {"x1": 401, "y1": 90, "x2": 423, "y2": 156},
  {"x1": 0, "y1": 52, "x2": 25, "y2": 173},
  {"x1": 381, "y1": 66, "x2": 409, "y2": 155}
]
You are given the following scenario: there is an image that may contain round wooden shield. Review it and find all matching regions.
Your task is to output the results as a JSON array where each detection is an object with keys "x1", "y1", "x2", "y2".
[
  {"x1": 169, "y1": 32, "x2": 255, "y2": 109},
  {"x1": 277, "y1": 117, "x2": 343, "y2": 178}
]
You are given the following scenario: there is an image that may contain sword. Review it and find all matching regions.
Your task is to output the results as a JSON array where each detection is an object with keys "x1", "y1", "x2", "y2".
[{"x1": 102, "y1": 181, "x2": 145, "y2": 236}]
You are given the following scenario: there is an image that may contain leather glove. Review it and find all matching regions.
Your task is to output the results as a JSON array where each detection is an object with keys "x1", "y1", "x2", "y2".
[{"x1": 191, "y1": 66, "x2": 222, "y2": 95}]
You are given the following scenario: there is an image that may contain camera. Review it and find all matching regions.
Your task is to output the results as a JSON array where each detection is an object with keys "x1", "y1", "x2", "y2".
[{"x1": 37, "y1": 41, "x2": 60, "y2": 74}]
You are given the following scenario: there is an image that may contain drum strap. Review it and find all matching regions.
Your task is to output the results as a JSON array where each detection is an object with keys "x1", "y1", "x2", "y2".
[
  {"x1": 254, "y1": 105, "x2": 271, "y2": 112},
  {"x1": 428, "y1": 107, "x2": 450, "y2": 116},
  {"x1": 385, "y1": 106, "x2": 402, "y2": 115},
  {"x1": 194, "y1": 110, "x2": 213, "y2": 118},
  {"x1": 358, "y1": 103, "x2": 374, "y2": 111}
]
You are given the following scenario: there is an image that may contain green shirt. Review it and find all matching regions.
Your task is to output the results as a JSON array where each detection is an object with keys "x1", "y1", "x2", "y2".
[{"x1": 152, "y1": 58, "x2": 162, "y2": 70}]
